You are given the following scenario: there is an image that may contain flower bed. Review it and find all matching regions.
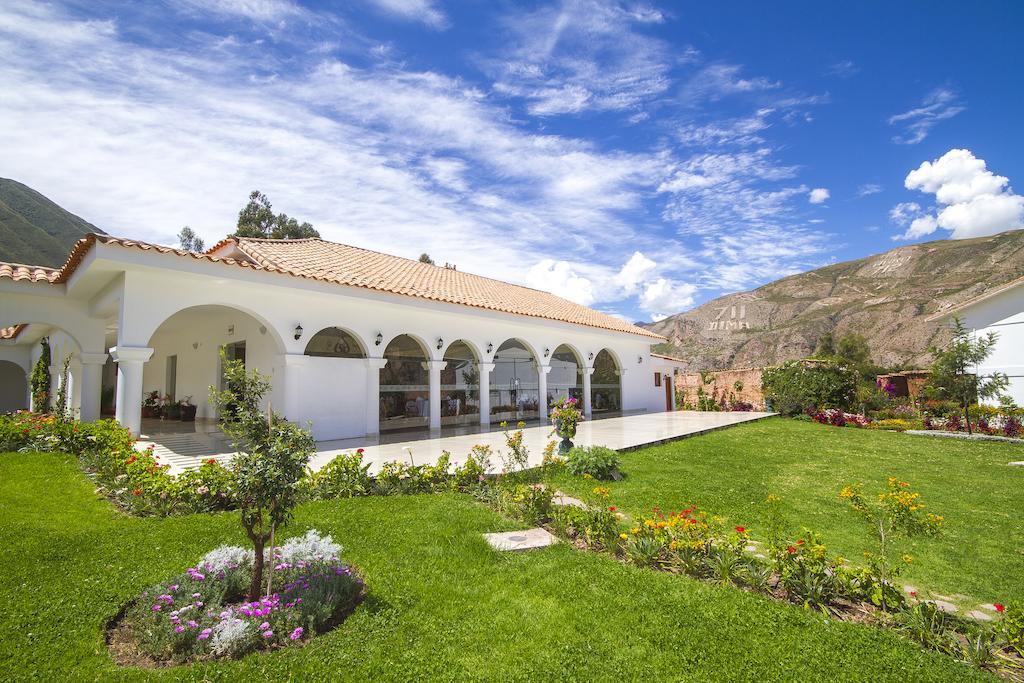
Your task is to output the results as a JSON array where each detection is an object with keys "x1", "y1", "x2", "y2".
[{"x1": 109, "y1": 531, "x2": 363, "y2": 666}]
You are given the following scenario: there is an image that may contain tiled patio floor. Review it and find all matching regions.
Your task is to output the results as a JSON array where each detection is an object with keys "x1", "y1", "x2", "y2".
[{"x1": 142, "y1": 411, "x2": 775, "y2": 475}]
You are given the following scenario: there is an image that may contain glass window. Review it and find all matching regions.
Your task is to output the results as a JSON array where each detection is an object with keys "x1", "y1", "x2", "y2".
[
  {"x1": 379, "y1": 335, "x2": 429, "y2": 433},
  {"x1": 548, "y1": 344, "x2": 583, "y2": 408},
  {"x1": 491, "y1": 339, "x2": 539, "y2": 424},
  {"x1": 304, "y1": 327, "x2": 365, "y2": 358},
  {"x1": 591, "y1": 349, "x2": 621, "y2": 417},
  {"x1": 441, "y1": 340, "x2": 479, "y2": 427}
]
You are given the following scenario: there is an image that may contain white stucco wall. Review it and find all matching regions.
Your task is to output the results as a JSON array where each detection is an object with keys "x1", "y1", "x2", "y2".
[{"x1": 956, "y1": 285, "x2": 1024, "y2": 407}]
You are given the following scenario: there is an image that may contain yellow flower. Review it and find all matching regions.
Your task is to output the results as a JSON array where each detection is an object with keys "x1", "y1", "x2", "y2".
[
  {"x1": 499, "y1": 421, "x2": 508, "y2": 428},
  {"x1": 517, "y1": 421, "x2": 526, "y2": 428},
  {"x1": 619, "y1": 533, "x2": 628, "y2": 540},
  {"x1": 582, "y1": 473, "x2": 593, "y2": 480},
  {"x1": 630, "y1": 527, "x2": 640, "y2": 534},
  {"x1": 902, "y1": 554, "x2": 914, "y2": 564},
  {"x1": 839, "y1": 486, "x2": 855, "y2": 500}
]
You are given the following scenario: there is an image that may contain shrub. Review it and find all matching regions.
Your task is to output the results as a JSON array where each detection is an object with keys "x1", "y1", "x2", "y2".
[
  {"x1": 761, "y1": 359, "x2": 859, "y2": 415},
  {"x1": 453, "y1": 445, "x2": 491, "y2": 489},
  {"x1": 303, "y1": 450, "x2": 373, "y2": 499},
  {"x1": 121, "y1": 530, "x2": 361, "y2": 664},
  {"x1": 998, "y1": 602, "x2": 1023, "y2": 657},
  {"x1": 565, "y1": 445, "x2": 621, "y2": 480},
  {"x1": 492, "y1": 482, "x2": 553, "y2": 526},
  {"x1": 551, "y1": 504, "x2": 619, "y2": 549}
]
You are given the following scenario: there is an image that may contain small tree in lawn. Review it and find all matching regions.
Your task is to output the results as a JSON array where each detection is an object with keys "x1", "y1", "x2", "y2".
[
  {"x1": 926, "y1": 317, "x2": 1008, "y2": 434},
  {"x1": 210, "y1": 350, "x2": 314, "y2": 600}
]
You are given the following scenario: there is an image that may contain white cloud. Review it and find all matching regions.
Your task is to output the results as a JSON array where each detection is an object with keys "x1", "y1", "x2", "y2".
[
  {"x1": 888, "y1": 88, "x2": 965, "y2": 145},
  {"x1": 173, "y1": 0, "x2": 306, "y2": 22},
  {"x1": 486, "y1": 0, "x2": 673, "y2": 116},
  {"x1": 894, "y1": 149, "x2": 1024, "y2": 239},
  {"x1": 808, "y1": 187, "x2": 829, "y2": 204},
  {"x1": 676, "y1": 108, "x2": 773, "y2": 147},
  {"x1": 364, "y1": 0, "x2": 447, "y2": 28},
  {"x1": 857, "y1": 183, "x2": 882, "y2": 197},
  {"x1": 826, "y1": 60, "x2": 858, "y2": 78},
  {"x1": 526, "y1": 260, "x2": 596, "y2": 305},
  {"x1": 639, "y1": 278, "x2": 696, "y2": 318},
  {"x1": 613, "y1": 251, "x2": 657, "y2": 297}
]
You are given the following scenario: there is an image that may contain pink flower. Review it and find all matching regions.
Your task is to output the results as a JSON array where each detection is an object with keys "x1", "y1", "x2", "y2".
[
  {"x1": 290, "y1": 627, "x2": 303, "y2": 641},
  {"x1": 175, "y1": 625, "x2": 185, "y2": 633},
  {"x1": 263, "y1": 630, "x2": 274, "y2": 638},
  {"x1": 197, "y1": 628, "x2": 212, "y2": 641}
]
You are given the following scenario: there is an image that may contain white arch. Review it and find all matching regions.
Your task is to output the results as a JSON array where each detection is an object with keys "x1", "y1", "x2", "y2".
[
  {"x1": 441, "y1": 338, "x2": 481, "y2": 362},
  {"x1": 303, "y1": 326, "x2": 368, "y2": 358},
  {"x1": 142, "y1": 303, "x2": 287, "y2": 355}
]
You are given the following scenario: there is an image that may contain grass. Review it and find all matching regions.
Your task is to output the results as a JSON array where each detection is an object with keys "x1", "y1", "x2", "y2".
[
  {"x1": 0, "y1": 449, "x2": 993, "y2": 681},
  {"x1": 552, "y1": 417, "x2": 1024, "y2": 608}
]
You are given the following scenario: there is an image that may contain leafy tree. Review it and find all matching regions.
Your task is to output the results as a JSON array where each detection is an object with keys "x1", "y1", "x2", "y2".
[
  {"x1": 925, "y1": 317, "x2": 1008, "y2": 434},
  {"x1": 761, "y1": 359, "x2": 859, "y2": 415},
  {"x1": 177, "y1": 226, "x2": 205, "y2": 252},
  {"x1": 232, "y1": 190, "x2": 320, "y2": 240},
  {"x1": 209, "y1": 351, "x2": 314, "y2": 600},
  {"x1": 30, "y1": 337, "x2": 51, "y2": 412},
  {"x1": 418, "y1": 253, "x2": 435, "y2": 264},
  {"x1": 814, "y1": 331, "x2": 835, "y2": 357}
]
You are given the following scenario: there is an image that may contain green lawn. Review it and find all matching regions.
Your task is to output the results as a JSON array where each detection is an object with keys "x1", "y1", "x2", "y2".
[
  {"x1": 0, "y1": 449, "x2": 991, "y2": 681},
  {"x1": 552, "y1": 417, "x2": 1024, "y2": 608}
]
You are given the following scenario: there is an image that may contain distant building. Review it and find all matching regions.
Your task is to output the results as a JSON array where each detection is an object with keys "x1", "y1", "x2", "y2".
[{"x1": 929, "y1": 275, "x2": 1024, "y2": 406}]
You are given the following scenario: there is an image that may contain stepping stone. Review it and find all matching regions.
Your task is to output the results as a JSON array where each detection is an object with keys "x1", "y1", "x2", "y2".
[
  {"x1": 483, "y1": 528, "x2": 557, "y2": 552},
  {"x1": 968, "y1": 610, "x2": 993, "y2": 621},
  {"x1": 931, "y1": 600, "x2": 958, "y2": 614},
  {"x1": 552, "y1": 492, "x2": 587, "y2": 508},
  {"x1": 980, "y1": 603, "x2": 1000, "y2": 612},
  {"x1": 1010, "y1": 461, "x2": 1024, "y2": 467}
]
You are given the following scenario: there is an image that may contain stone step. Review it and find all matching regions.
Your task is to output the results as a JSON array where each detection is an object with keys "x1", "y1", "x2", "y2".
[{"x1": 483, "y1": 528, "x2": 557, "y2": 552}]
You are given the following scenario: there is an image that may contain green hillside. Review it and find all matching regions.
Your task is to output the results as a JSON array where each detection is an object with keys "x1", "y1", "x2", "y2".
[{"x1": 0, "y1": 178, "x2": 104, "y2": 267}]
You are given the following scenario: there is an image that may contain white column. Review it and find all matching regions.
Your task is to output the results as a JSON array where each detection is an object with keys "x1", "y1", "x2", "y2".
[
  {"x1": 49, "y1": 363, "x2": 62, "y2": 413},
  {"x1": 538, "y1": 364, "x2": 551, "y2": 422},
  {"x1": 110, "y1": 346, "x2": 154, "y2": 437},
  {"x1": 583, "y1": 366, "x2": 594, "y2": 419},
  {"x1": 427, "y1": 359, "x2": 445, "y2": 431},
  {"x1": 365, "y1": 358, "x2": 388, "y2": 435},
  {"x1": 25, "y1": 370, "x2": 33, "y2": 412},
  {"x1": 478, "y1": 362, "x2": 495, "y2": 427},
  {"x1": 78, "y1": 352, "x2": 108, "y2": 422},
  {"x1": 669, "y1": 370, "x2": 677, "y2": 411},
  {"x1": 280, "y1": 353, "x2": 307, "y2": 422}
]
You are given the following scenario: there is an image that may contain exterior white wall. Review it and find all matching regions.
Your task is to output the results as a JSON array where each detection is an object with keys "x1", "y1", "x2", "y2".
[
  {"x1": 0, "y1": 346, "x2": 31, "y2": 413},
  {"x1": 291, "y1": 357, "x2": 368, "y2": 440},
  {"x1": 958, "y1": 286, "x2": 1024, "y2": 407}
]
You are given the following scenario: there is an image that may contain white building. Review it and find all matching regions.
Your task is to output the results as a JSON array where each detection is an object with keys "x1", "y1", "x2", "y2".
[
  {"x1": 930, "y1": 274, "x2": 1024, "y2": 407},
  {"x1": 0, "y1": 234, "x2": 677, "y2": 439}
]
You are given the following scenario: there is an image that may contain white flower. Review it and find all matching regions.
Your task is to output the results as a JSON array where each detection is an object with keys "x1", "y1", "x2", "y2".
[
  {"x1": 199, "y1": 545, "x2": 252, "y2": 573},
  {"x1": 274, "y1": 529, "x2": 342, "y2": 564},
  {"x1": 210, "y1": 613, "x2": 252, "y2": 656}
]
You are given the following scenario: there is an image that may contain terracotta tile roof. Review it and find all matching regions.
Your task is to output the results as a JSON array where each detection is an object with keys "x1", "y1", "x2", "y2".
[
  {"x1": 230, "y1": 238, "x2": 664, "y2": 339},
  {"x1": 0, "y1": 262, "x2": 60, "y2": 283},
  {"x1": 1, "y1": 233, "x2": 664, "y2": 340}
]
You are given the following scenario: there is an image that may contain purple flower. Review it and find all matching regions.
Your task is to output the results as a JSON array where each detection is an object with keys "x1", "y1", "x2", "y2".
[
  {"x1": 192, "y1": 592, "x2": 201, "y2": 598},
  {"x1": 175, "y1": 625, "x2": 185, "y2": 633},
  {"x1": 187, "y1": 620, "x2": 198, "y2": 629},
  {"x1": 290, "y1": 627, "x2": 303, "y2": 641},
  {"x1": 262, "y1": 630, "x2": 273, "y2": 638},
  {"x1": 197, "y1": 628, "x2": 212, "y2": 641},
  {"x1": 259, "y1": 622, "x2": 269, "y2": 630},
  {"x1": 152, "y1": 604, "x2": 162, "y2": 612},
  {"x1": 169, "y1": 584, "x2": 179, "y2": 591}
]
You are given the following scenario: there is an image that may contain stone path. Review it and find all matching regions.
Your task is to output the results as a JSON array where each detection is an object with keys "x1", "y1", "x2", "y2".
[{"x1": 483, "y1": 528, "x2": 557, "y2": 552}]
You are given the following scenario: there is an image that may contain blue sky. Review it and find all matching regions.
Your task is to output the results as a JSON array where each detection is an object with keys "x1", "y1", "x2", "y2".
[{"x1": 1, "y1": 1, "x2": 1022, "y2": 322}]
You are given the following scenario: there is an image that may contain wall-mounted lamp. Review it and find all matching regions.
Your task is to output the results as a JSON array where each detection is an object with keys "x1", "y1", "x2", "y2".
[
  {"x1": 227, "y1": 324, "x2": 235, "y2": 336},
  {"x1": 543, "y1": 347, "x2": 550, "y2": 358},
  {"x1": 486, "y1": 342, "x2": 493, "y2": 354},
  {"x1": 436, "y1": 337, "x2": 444, "y2": 350},
  {"x1": 293, "y1": 324, "x2": 303, "y2": 341},
  {"x1": 192, "y1": 342, "x2": 200, "y2": 350},
  {"x1": 375, "y1": 332, "x2": 383, "y2": 346},
  {"x1": 588, "y1": 352, "x2": 594, "y2": 361},
  {"x1": 637, "y1": 355, "x2": 644, "y2": 364}
]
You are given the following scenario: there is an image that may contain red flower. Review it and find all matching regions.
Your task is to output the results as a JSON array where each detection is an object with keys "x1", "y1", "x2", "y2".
[
  {"x1": 126, "y1": 455, "x2": 137, "y2": 465},
  {"x1": 132, "y1": 489, "x2": 142, "y2": 496},
  {"x1": 609, "y1": 506, "x2": 616, "y2": 512},
  {"x1": 206, "y1": 458, "x2": 216, "y2": 465},
  {"x1": 786, "y1": 545, "x2": 797, "y2": 554},
  {"x1": 735, "y1": 526, "x2": 746, "y2": 534},
  {"x1": 995, "y1": 603, "x2": 1005, "y2": 613},
  {"x1": 797, "y1": 539, "x2": 805, "y2": 545},
  {"x1": 910, "y1": 591, "x2": 917, "y2": 597},
  {"x1": 356, "y1": 448, "x2": 365, "y2": 455}
]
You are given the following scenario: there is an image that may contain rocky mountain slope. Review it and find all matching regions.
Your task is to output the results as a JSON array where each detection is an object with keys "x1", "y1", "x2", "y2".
[
  {"x1": 0, "y1": 178, "x2": 104, "y2": 267},
  {"x1": 644, "y1": 229, "x2": 1024, "y2": 371}
]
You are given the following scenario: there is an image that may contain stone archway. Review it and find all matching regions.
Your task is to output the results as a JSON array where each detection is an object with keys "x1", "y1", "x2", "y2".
[
  {"x1": 379, "y1": 334, "x2": 431, "y2": 435},
  {"x1": 591, "y1": 349, "x2": 622, "y2": 417},
  {"x1": 491, "y1": 338, "x2": 539, "y2": 424}
]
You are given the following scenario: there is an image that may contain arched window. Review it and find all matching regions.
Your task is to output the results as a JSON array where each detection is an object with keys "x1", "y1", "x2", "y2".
[
  {"x1": 591, "y1": 349, "x2": 621, "y2": 417},
  {"x1": 441, "y1": 340, "x2": 479, "y2": 427},
  {"x1": 379, "y1": 335, "x2": 429, "y2": 433},
  {"x1": 491, "y1": 339, "x2": 539, "y2": 424},
  {"x1": 303, "y1": 327, "x2": 365, "y2": 358},
  {"x1": 548, "y1": 344, "x2": 583, "y2": 408}
]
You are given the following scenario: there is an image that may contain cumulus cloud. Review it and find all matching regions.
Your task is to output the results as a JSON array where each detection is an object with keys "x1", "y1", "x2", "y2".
[
  {"x1": 888, "y1": 88, "x2": 965, "y2": 145},
  {"x1": 639, "y1": 278, "x2": 696, "y2": 319},
  {"x1": 893, "y1": 149, "x2": 1024, "y2": 240},
  {"x1": 808, "y1": 187, "x2": 829, "y2": 204}
]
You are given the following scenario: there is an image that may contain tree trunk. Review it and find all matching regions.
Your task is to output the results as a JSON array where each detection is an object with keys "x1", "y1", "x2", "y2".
[{"x1": 249, "y1": 535, "x2": 265, "y2": 602}]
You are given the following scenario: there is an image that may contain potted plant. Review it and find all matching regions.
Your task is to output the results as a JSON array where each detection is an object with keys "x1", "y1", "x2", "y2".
[
  {"x1": 549, "y1": 396, "x2": 583, "y2": 455},
  {"x1": 179, "y1": 396, "x2": 197, "y2": 422},
  {"x1": 164, "y1": 394, "x2": 182, "y2": 420},
  {"x1": 141, "y1": 390, "x2": 160, "y2": 418}
]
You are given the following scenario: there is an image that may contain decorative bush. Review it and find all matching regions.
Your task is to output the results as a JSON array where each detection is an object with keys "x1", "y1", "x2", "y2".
[
  {"x1": 761, "y1": 359, "x2": 859, "y2": 416},
  {"x1": 303, "y1": 449, "x2": 373, "y2": 499},
  {"x1": 565, "y1": 445, "x2": 621, "y2": 480},
  {"x1": 30, "y1": 338, "x2": 51, "y2": 412},
  {"x1": 118, "y1": 531, "x2": 362, "y2": 664}
]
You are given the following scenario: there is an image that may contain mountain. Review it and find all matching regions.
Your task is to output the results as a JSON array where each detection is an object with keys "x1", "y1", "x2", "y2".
[
  {"x1": 644, "y1": 229, "x2": 1024, "y2": 372},
  {"x1": 0, "y1": 178, "x2": 105, "y2": 267}
]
